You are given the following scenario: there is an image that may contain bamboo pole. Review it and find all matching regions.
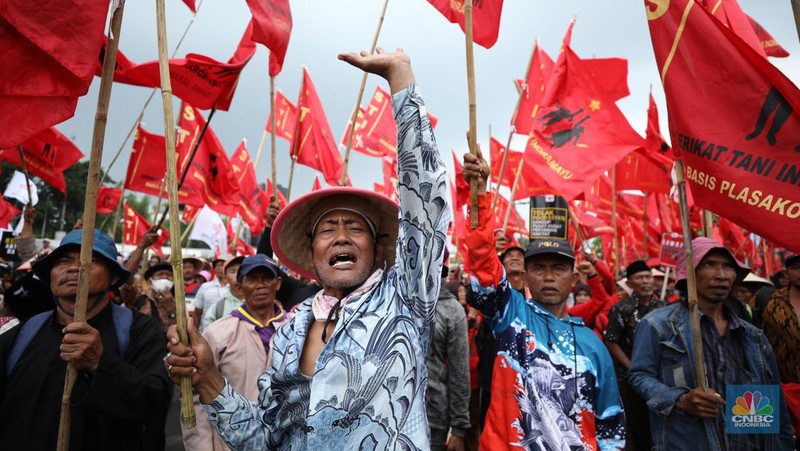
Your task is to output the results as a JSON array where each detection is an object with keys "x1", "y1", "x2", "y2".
[
  {"x1": 702, "y1": 209, "x2": 714, "y2": 238},
  {"x1": 611, "y1": 167, "x2": 620, "y2": 275},
  {"x1": 286, "y1": 69, "x2": 306, "y2": 201},
  {"x1": 270, "y1": 77, "x2": 278, "y2": 198},
  {"x1": 99, "y1": 0, "x2": 204, "y2": 187},
  {"x1": 180, "y1": 210, "x2": 200, "y2": 244},
  {"x1": 56, "y1": 4, "x2": 125, "y2": 450},
  {"x1": 464, "y1": 0, "x2": 480, "y2": 228},
  {"x1": 674, "y1": 160, "x2": 708, "y2": 391},
  {"x1": 340, "y1": 0, "x2": 390, "y2": 186},
  {"x1": 791, "y1": 0, "x2": 800, "y2": 45},
  {"x1": 567, "y1": 205, "x2": 586, "y2": 244},
  {"x1": 501, "y1": 157, "x2": 526, "y2": 234},
  {"x1": 491, "y1": 39, "x2": 538, "y2": 214},
  {"x1": 155, "y1": 0, "x2": 196, "y2": 428},
  {"x1": 660, "y1": 267, "x2": 671, "y2": 300},
  {"x1": 286, "y1": 157, "x2": 298, "y2": 201}
]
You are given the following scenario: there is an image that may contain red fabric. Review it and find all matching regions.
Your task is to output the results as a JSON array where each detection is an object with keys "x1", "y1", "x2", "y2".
[
  {"x1": 0, "y1": 0, "x2": 108, "y2": 148},
  {"x1": 266, "y1": 89, "x2": 298, "y2": 141},
  {"x1": 123, "y1": 203, "x2": 168, "y2": 257},
  {"x1": 244, "y1": 0, "x2": 292, "y2": 76},
  {"x1": 182, "y1": 204, "x2": 200, "y2": 224},
  {"x1": 230, "y1": 141, "x2": 268, "y2": 235},
  {"x1": 312, "y1": 177, "x2": 322, "y2": 191},
  {"x1": 746, "y1": 14, "x2": 789, "y2": 58},
  {"x1": 489, "y1": 137, "x2": 515, "y2": 188},
  {"x1": 716, "y1": 216, "x2": 754, "y2": 262},
  {"x1": 227, "y1": 219, "x2": 255, "y2": 256},
  {"x1": 0, "y1": 127, "x2": 84, "y2": 193},
  {"x1": 181, "y1": 0, "x2": 197, "y2": 13},
  {"x1": 96, "y1": 186, "x2": 122, "y2": 215},
  {"x1": 514, "y1": 42, "x2": 555, "y2": 135},
  {"x1": 465, "y1": 193, "x2": 504, "y2": 288},
  {"x1": 380, "y1": 156, "x2": 399, "y2": 203},
  {"x1": 449, "y1": 179, "x2": 470, "y2": 274},
  {"x1": 614, "y1": 148, "x2": 671, "y2": 194},
  {"x1": 426, "y1": 0, "x2": 504, "y2": 49},
  {"x1": 491, "y1": 192, "x2": 526, "y2": 236},
  {"x1": 782, "y1": 383, "x2": 800, "y2": 435},
  {"x1": 571, "y1": 202, "x2": 613, "y2": 238},
  {"x1": 648, "y1": 0, "x2": 800, "y2": 253},
  {"x1": 264, "y1": 177, "x2": 288, "y2": 208},
  {"x1": 176, "y1": 103, "x2": 239, "y2": 216},
  {"x1": 645, "y1": 92, "x2": 672, "y2": 157},
  {"x1": 451, "y1": 150, "x2": 471, "y2": 209},
  {"x1": 488, "y1": 136, "x2": 554, "y2": 199},
  {"x1": 112, "y1": 23, "x2": 256, "y2": 111},
  {"x1": 568, "y1": 274, "x2": 613, "y2": 325},
  {"x1": 525, "y1": 40, "x2": 643, "y2": 200},
  {"x1": 0, "y1": 197, "x2": 20, "y2": 229},
  {"x1": 582, "y1": 57, "x2": 630, "y2": 103},
  {"x1": 699, "y1": 0, "x2": 765, "y2": 57},
  {"x1": 292, "y1": 68, "x2": 344, "y2": 185}
]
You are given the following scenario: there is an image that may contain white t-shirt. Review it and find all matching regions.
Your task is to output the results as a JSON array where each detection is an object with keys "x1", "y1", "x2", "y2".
[{"x1": 192, "y1": 279, "x2": 226, "y2": 313}]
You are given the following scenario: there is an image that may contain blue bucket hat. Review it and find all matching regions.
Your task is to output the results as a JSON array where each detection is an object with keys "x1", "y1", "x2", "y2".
[{"x1": 32, "y1": 229, "x2": 131, "y2": 289}]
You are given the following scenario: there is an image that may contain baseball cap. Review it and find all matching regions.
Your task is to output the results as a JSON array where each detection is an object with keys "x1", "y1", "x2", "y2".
[
  {"x1": 785, "y1": 252, "x2": 800, "y2": 267},
  {"x1": 524, "y1": 239, "x2": 575, "y2": 262},
  {"x1": 237, "y1": 254, "x2": 280, "y2": 280}
]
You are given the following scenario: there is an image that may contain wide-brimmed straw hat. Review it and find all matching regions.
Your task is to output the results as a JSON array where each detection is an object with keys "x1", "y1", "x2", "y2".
[{"x1": 271, "y1": 187, "x2": 398, "y2": 280}]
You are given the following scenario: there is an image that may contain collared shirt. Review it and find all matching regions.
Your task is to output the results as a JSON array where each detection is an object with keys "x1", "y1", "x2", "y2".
[
  {"x1": 201, "y1": 83, "x2": 450, "y2": 450},
  {"x1": 193, "y1": 279, "x2": 227, "y2": 314},
  {"x1": 201, "y1": 286, "x2": 243, "y2": 330},
  {"x1": 699, "y1": 306, "x2": 762, "y2": 451},
  {"x1": 606, "y1": 293, "x2": 666, "y2": 358}
]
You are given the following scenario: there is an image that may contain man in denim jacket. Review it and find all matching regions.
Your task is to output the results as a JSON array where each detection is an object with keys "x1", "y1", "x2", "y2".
[{"x1": 628, "y1": 237, "x2": 792, "y2": 450}]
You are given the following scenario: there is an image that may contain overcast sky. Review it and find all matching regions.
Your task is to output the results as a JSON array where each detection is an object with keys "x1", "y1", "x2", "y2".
[{"x1": 59, "y1": 0, "x2": 800, "y2": 212}]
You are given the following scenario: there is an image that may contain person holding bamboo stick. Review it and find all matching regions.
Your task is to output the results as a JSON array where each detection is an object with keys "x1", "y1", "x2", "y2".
[
  {"x1": 627, "y1": 238, "x2": 793, "y2": 451},
  {"x1": 165, "y1": 48, "x2": 449, "y2": 449},
  {"x1": 0, "y1": 229, "x2": 172, "y2": 450}
]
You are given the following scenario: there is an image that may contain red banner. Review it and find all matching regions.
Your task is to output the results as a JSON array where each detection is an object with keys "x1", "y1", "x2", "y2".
[
  {"x1": 0, "y1": 197, "x2": 20, "y2": 229},
  {"x1": 647, "y1": 0, "x2": 800, "y2": 253},
  {"x1": 266, "y1": 89, "x2": 298, "y2": 142},
  {"x1": 746, "y1": 14, "x2": 789, "y2": 58},
  {"x1": 96, "y1": 186, "x2": 122, "y2": 215},
  {"x1": 123, "y1": 202, "x2": 169, "y2": 257},
  {"x1": 426, "y1": 0, "x2": 504, "y2": 48},
  {"x1": 0, "y1": 127, "x2": 84, "y2": 193},
  {"x1": 230, "y1": 141, "x2": 268, "y2": 235},
  {"x1": 245, "y1": 0, "x2": 292, "y2": 76}
]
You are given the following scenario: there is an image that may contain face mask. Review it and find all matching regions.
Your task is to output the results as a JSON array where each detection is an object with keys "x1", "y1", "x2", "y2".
[{"x1": 150, "y1": 278, "x2": 174, "y2": 293}]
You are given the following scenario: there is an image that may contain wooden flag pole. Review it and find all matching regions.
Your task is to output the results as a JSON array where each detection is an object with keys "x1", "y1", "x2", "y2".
[
  {"x1": 340, "y1": 0, "x2": 390, "y2": 186},
  {"x1": 702, "y1": 210, "x2": 714, "y2": 238},
  {"x1": 56, "y1": 4, "x2": 125, "y2": 450},
  {"x1": 501, "y1": 157, "x2": 526, "y2": 235},
  {"x1": 611, "y1": 167, "x2": 620, "y2": 275},
  {"x1": 270, "y1": 76, "x2": 278, "y2": 198},
  {"x1": 155, "y1": 0, "x2": 196, "y2": 428},
  {"x1": 674, "y1": 160, "x2": 708, "y2": 390},
  {"x1": 791, "y1": 0, "x2": 800, "y2": 45},
  {"x1": 16, "y1": 146, "x2": 33, "y2": 206},
  {"x1": 99, "y1": 0, "x2": 204, "y2": 187},
  {"x1": 567, "y1": 205, "x2": 586, "y2": 244},
  {"x1": 486, "y1": 124, "x2": 492, "y2": 194},
  {"x1": 465, "y1": 1, "x2": 480, "y2": 227},
  {"x1": 642, "y1": 191, "x2": 649, "y2": 258},
  {"x1": 492, "y1": 39, "x2": 538, "y2": 214},
  {"x1": 660, "y1": 266, "x2": 671, "y2": 301}
]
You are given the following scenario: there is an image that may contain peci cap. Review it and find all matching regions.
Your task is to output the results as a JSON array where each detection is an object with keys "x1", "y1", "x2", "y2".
[
  {"x1": 784, "y1": 252, "x2": 800, "y2": 267},
  {"x1": 626, "y1": 260, "x2": 651, "y2": 279},
  {"x1": 524, "y1": 239, "x2": 575, "y2": 262}
]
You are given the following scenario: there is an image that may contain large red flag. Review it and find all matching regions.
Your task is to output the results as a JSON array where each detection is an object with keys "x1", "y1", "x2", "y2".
[
  {"x1": 123, "y1": 125, "x2": 201, "y2": 204},
  {"x1": 451, "y1": 150, "x2": 470, "y2": 209},
  {"x1": 571, "y1": 202, "x2": 613, "y2": 239},
  {"x1": 0, "y1": 0, "x2": 109, "y2": 148},
  {"x1": 524, "y1": 40, "x2": 644, "y2": 200},
  {"x1": 645, "y1": 92, "x2": 672, "y2": 157},
  {"x1": 489, "y1": 137, "x2": 517, "y2": 188},
  {"x1": 427, "y1": 0, "x2": 504, "y2": 48},
  {"x1": 0, "y1": 197, "x2": 20, "y2": 229},
  {"x1": 699, "y1": 0, "x2": 765, "y2": 57},
  {"x1": 230, "y1": 140, "x2": 268, "y2": 235},
  {"x1": 492, "y1": 192, "x2": 527, "y2": 236},
  {"x1": 266, "y1": 90, "x2": 298, "y2": 142},
  {"x1": 0, "y1": 127, "x2": 84, "y2": 193},
  {"x1": 111, "y1": 23, "x2": 256, "y2": 111},
  {"x1": 746, "y1": 14, "x2": 789, "y2": 58},
  {"x1": 716, "y1": 216, "x2": 754, "y2": 262},
  {"x1": 96, "y1": 186, "x2": 123, "y2": 215},
  {"x1": 646, "y1": 0, "x2": 800, "y2": 252},
  {"x1": 176, "y1": 104, "x2": 239, "y2": 216},
  {"x1": 341, "y1": 106, "x2": 380, "y2": 157},
  {"x1": 244, "y1": 0, "x2": 292, "y2": 76},
  {"x1": 292, "y1": 68, "x2": 344, "y2": 185},
  {"x1": 123, "y1": 203, "x2": 169, "y2": 257},
  {"x1": 515, "y1": 42, "x2": 555, "y2": 135},
  {"x1": 614, "y1": 150, "x2": 672, "y2": 194}
]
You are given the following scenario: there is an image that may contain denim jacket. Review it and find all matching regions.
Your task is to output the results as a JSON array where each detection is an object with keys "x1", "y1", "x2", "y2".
[{"x1": 627, "y1": 302, "x2": 793, "y2": 451}]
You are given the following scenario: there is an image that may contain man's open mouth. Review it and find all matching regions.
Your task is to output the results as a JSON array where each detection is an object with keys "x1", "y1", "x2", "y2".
[{"x1": 329, "y1": 253, "x2": 357, "y2": 268}]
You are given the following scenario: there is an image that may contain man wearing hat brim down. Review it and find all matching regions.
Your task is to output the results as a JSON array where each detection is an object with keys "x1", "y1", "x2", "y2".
[
  {"x1": 628, "y1": 237, "x2": 792, "y2": 450},
  {"x1": 460, "y1": 152, "x2": 625, "y2": 450},
  {"x1": 0, "y1": 229, "x2": 172, "y2": 450},
  {"x1": 165, "y1": 48, "x2": 449, "y2": 449}
]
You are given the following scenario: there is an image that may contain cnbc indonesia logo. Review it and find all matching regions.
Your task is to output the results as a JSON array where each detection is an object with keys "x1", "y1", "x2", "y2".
[{"x1": 731, "y1": 391, "x2": 774, "y2": 429}]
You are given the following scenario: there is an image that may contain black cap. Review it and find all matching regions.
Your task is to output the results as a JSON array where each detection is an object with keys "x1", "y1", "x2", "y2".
[
  {"x1": 785, "y1": 252, "x2": 800, "y2": 267},
  {"x1": 626, "y1": 260, "x2": 651, "y2": 278},
  {"x1": 524, "y1": 239, "x2": 575, "y2": 261},
  {"x1": 144, "y1": 262, "x2": 173, "y2": 280}
]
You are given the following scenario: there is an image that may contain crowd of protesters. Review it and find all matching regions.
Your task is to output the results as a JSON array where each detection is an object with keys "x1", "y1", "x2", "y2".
[{"x1": 0, "y1": 49, "x2": 797, "y2": 451}]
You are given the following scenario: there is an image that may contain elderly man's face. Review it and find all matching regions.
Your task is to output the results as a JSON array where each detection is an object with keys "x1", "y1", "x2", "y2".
[
  {"x1": 150, "y1": 269, "x2": 173, "y2": 281},
  {"x1": 695, "y1": 250, "x2": 737, "y2": 304},
  {"x1": 502, "y1": 249, "x2": 525, "y2": 274},
  {"x1": 628, "y1": 271, "x2": 655, "y2": 299},
  {"x1": 50, "y1": 249, "x2": 117, "y2": 302},
  {"x1": 241, "y1": 268, "x2": 282, "y2": 312},
  {"x1": 525, "y1": 254, "x2": 576, "y2": 306},
  {"x1": 309, "y1": 210, "x2": 380, "y2": 297}
]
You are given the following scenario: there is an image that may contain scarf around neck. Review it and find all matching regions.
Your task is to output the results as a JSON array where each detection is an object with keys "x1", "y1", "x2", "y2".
[
  {"x1": 231, "y1": 303, "x2": 286, "y2": 355},
  {"x1": 311, "y1": 268, "x2": 384, "y2": 322}
]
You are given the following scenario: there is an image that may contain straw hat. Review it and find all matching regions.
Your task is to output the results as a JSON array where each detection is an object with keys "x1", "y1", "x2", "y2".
[{"x1": 271, "y1": 187, "x2": 398, "y2": 280}]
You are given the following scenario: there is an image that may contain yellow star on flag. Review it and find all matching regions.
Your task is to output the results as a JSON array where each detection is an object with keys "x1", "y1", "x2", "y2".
[{"x1": 589, "y1": 100, "x2": 601, "y2": 111}]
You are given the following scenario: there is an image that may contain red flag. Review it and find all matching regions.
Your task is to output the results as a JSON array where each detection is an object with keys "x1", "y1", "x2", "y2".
[
  {"x1": 0, "y1": 127, "x2": 84, "y2": 193},
  {"x1": 717, "y1": 216, "x2": 754, "y2": 262},
  {"x1": 524, "y1": 35, "x2": 644, "y2": 200},
  {"x1": 183, "y1": 204, "x2": 201, "y2": 224},
  {"x1": 746, "y1": 14, "x2": 789, "y2": 58},
  {"x1": 230, "y1": 140, "x2": 269, "y2": 235},
  {"x1": 176, "y1": 103, "x2": 239, "y2": 216},
  {"x1": 123, "y1": 203, "x2": 169, "y2": 257},
  {"x1": 451, "y1": 150, "x2": 470, "y2": 209},
  {"x1": 583, "y1": 58, "x2": 630, "y2": 103},
  {"x1": 123, "y1": 125, "x2": 201, "y2": 204},
  {"x1": 699, "y1": 0, "x2": 765, "y2": 57},
  {"x1": 264, "y1": 178, "x2": 288, "y2": 208},
  {"x1": 647, "y1": 0, "x2": 800, "y2": 253},
  {"x1": 514, "y1": 42, "x2": 554, "y2": 135},
  {"x1": 266, "y1": 90, "x2": 298, "y2": 142},
  {"x1": 181, "y1": 0, "x2": 197, "y2": 13},
  {"x1": 449, "y1": 179, "x2": 470, "y2": 273},
  {"x1": 312, "y1": 176, "x2": 322, "y2": 191},
  {"x1": 645, "y1": 92, "x2": 672, "y2": 157},
  {"x1": 571, "y1": 202, "x2": 613, "y2": 238},
  {"x1": 341, "y1": 106, "x2": 379, "y2": 157},
  {"x1": 614, "y1": 150, "x2": 672, "y2": 194},
  {"x1": 0, "y1": 0, "x2": 108, "y2": 148},
  {"x1": 492, "y1": 192, "x2": 526, "y2": 236},
  {"x1": 112, "y1": 23, "x2": 256, "y2": 110},
  {"x1": 96, "y1": 186, "x2": 122, "y2": 215},
  {"x1": 292, "y1": 68, "x2": 344, "y2": 185},
  {"x1": 426, "y1": 0, "x2": 504, "y2": 48},
  {"x1": 489, "y1": 137, "x2": 518, "y2": 188},
  {"x1": 380, "y1": 156, "x2": 400, "y2": 203},
  {"x1": 227, "y1": 219, "x2": 255, "y2": 256},
  {"x1": 0, "y1": 197, "x2": 20, "y2": 229},
  {"x1": 244, "y1": 0, "x2": 292, "y2": 76}
]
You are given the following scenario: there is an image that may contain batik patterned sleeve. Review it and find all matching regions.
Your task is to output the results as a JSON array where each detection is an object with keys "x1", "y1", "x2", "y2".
[
  {"x1": 392, "y1": 83, "x2": 450, "y2": 325},
  {"x1": 465, "y1": 193, "x2": 512, "y2": 322}
]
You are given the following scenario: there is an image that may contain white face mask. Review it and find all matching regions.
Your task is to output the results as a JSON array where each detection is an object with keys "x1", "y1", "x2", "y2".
[{"x1": 150, "y1": 278, "x2": 174, "y2": 293}]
